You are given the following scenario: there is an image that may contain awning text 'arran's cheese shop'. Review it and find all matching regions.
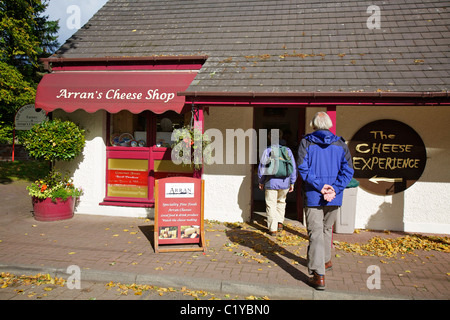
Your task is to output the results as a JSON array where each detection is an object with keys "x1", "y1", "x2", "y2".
[{"x1": 35, "y1": 71, "x2": 197, "y2": 114}]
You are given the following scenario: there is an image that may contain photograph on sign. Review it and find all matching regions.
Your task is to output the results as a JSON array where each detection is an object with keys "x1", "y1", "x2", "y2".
[{"x1": 348, "y1": 119, "x2": 426, "y2": 195}]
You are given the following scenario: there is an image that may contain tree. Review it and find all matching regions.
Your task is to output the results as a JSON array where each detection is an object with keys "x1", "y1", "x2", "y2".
[
  {"x1": 1, "y1": 0, "x2": 59, "y2": 79},
  {"x1": 0, "y1": 0, "x2": 59, "y2": 143}
]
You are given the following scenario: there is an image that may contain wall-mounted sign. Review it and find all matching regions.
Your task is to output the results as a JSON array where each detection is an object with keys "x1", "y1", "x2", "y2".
[
  {"x1": 154, "y1": 177, "x2": 206, "y2": 253},
  {"x1": 14, "y1": 104, "x2": 48, "y2": 130},
  {"x1": 348, "y1": 119, "x2": 426, "y2": 195}
]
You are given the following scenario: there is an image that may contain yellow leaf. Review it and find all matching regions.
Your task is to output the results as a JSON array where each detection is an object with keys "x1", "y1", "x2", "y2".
[
  {"x1": 44, "y1": 287, "x2": 53, "y2": 291},
  {"x1": 68, "y1": 252, "x2": 76, "y2": 255},
  {"x1": 113, "y1": 234, "x2": 119, "y2": 237}
]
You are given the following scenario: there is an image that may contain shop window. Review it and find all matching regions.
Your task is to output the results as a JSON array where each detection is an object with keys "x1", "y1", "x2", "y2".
[
  {"x1": 110, "y1": 110, "x2": 148, "y2": 147},
  {"x1": 155, "y1": 111, "x2": 188, "y2": 147},
  {"x1": 104, "y1": 110, "x2": 193, "y2": 207}
]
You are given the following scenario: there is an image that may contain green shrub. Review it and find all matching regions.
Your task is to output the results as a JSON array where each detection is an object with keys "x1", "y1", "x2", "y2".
[
  {"x1": 22, "y1": 119, "x2": 85, "y2": 200},
  {"x1": 22, "y1": 119, "x2": 85, "y2": 163}
]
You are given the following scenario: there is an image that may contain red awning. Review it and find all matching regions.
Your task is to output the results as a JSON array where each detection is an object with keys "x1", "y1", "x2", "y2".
[{"x1": 35, "y1": 71, "x2": 197, "y2": 114}]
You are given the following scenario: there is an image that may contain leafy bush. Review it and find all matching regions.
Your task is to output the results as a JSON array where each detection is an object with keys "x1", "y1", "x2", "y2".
[
  {"x1": 22, "y1": 119, "x2": 85, "y2": 200},
  {"x1": 21, "y1": 119, "x2": 85, "y2": 163}
]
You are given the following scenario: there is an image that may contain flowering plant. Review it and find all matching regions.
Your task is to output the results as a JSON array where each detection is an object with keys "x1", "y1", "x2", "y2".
[{"x1": 27, "y1": 169, "x2": 83, "y2": 201}]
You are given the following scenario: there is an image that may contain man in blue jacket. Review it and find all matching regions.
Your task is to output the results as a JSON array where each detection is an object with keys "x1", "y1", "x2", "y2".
[{"x1": 297, "y1": 112, "x2": 354, "y2": 290}]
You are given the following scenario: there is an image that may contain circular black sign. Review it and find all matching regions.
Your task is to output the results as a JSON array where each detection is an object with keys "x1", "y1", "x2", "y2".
[{"x1": 348, "y1": 120, "x2": 426, "y2": 195}]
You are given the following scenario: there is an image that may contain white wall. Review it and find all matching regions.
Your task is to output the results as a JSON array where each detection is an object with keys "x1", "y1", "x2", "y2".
[
  {"x1": 337, "y1": 105, "x2": 450, "y2": 234},
  {"x1": 202, "y1": 107, "x2": 254, "y2": 222}
]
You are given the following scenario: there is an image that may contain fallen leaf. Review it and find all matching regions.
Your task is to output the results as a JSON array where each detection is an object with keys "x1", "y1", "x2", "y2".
[{"x1": 68, "y1": 252, "x2": 76, "y2": 255}]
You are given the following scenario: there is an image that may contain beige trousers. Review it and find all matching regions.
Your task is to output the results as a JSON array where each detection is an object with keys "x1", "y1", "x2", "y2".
[{"x1": 265, "y1": 188, "x2": 289, "y2": 232}]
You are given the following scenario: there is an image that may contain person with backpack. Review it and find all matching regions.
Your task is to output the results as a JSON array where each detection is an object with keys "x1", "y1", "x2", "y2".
[
  {"x1": 258, "y1": 131, "x2": 297, "y2": 236},
  {"x1": 297, "y1": 111, "x2": 354, "y2": 290}
]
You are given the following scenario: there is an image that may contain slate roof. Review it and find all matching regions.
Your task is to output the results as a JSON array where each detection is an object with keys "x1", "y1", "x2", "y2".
[{"x1": 54, "y1": 0, "x2": 450, "y2": 95}]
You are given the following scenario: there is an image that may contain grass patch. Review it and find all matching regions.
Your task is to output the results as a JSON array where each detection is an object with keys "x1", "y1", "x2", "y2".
[{"x1": 0, "y1": 160, "x2": 50, "y2": 183}]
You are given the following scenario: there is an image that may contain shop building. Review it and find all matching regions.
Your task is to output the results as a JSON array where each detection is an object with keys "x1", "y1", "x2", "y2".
[{"x1": 36, "y1": 0, "x2": 450, "y2": 234}]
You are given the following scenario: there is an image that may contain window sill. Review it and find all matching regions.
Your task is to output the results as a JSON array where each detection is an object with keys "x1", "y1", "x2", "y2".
[{"x1": 99, "y1": 199, "x2": 154, "y2": 208}]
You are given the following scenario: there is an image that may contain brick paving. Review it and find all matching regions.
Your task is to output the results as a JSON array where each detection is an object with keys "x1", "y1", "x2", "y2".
[{"x1": 0, "y1": 181, "x2": 449, "y2": 300}]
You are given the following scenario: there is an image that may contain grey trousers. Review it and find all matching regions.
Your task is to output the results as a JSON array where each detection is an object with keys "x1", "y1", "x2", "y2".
[{"x1": 305, "y1": 206, "x2": 339, "y2": 275}]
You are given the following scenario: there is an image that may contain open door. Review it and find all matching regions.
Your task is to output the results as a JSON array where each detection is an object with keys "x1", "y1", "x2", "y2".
[{"x1": 252, "y1": 107, "x2": 305, "y2": 224}]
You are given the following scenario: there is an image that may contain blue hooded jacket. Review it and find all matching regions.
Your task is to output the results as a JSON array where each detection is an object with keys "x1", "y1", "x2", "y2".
[{"x1": 297, "y1": 130, "x2": 354, "y2": 207}]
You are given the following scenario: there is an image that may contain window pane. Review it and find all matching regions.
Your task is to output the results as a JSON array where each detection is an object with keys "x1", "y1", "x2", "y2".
[
  {"x1": 110, "y1": 111, "x2": 148, "y2": 147},
  {"x1": 155, "y1": 111, "x2": 188, "y2": 147}
]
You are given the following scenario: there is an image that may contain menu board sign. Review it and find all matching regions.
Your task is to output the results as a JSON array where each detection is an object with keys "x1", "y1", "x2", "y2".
[
  {"x1": 154, "y1": 177, "x2": 206, "y2": 253},
  {"x1": 348, "y1": 119, "x2": 427, "y2": 195}
]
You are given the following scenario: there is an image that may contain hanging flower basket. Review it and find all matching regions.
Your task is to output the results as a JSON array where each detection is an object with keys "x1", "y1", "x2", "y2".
[{"x1": 171, "y1": 126, "x2": 211, "y2": 171}]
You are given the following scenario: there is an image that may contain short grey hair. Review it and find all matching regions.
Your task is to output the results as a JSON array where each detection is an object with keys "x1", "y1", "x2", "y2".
[{"x1": 310, "y1": 111, "x2": 333, "y2": 130}]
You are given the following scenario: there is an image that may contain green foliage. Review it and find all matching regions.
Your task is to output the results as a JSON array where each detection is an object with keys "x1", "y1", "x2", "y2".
[
  {"x1": 0, "y1": 0, "x2": 59, "y2": 140},
  {"x1": 1, "y1": 0, "x2": 59, "y2": 73},
  {"x1": 0, "y1": 61, "x2": 37, "y2": 128},
  {"x1": 27, "y1": 168, "x2": 82, "y2": 201},
  {"x1": 22, "y1": 119, "x2": 86, "y2": 163},
  {"x1": 22, "y1": 119, "x2": 85, "y2": 200}
]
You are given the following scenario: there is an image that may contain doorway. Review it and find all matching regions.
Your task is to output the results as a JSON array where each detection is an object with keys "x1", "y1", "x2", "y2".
[{"x1": 252, "y1": 107, "x2": 305, "y2": 224}]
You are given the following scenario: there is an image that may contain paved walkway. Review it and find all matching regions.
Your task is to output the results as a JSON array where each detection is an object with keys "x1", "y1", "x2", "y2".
[{"x1": 0, "y1": 180, "x2": 449, "y2": 300}]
